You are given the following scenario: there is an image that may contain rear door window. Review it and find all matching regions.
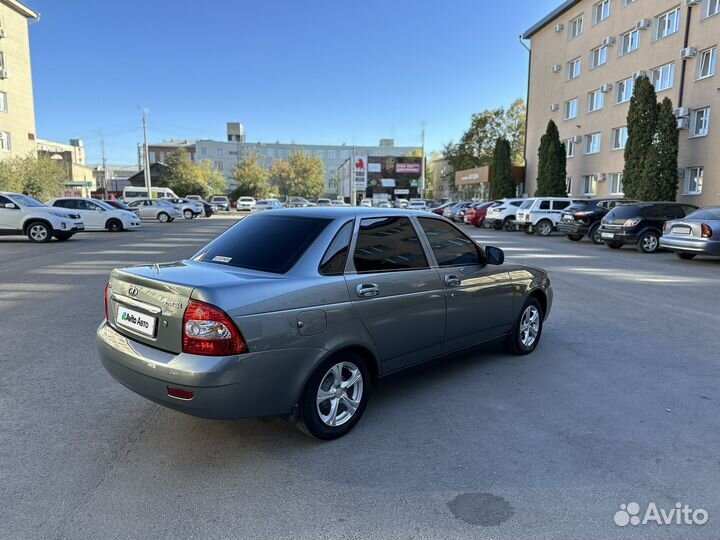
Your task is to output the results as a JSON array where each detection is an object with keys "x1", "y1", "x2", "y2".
[
  {"x1": 553, "y1": 200, "x2": 571, "y2": 210},
  {"x1": 353, "y1": 217, "x2": 428, "y2": 273},
  {"x1": 418, "y1": 218, "x2": 481, "y2": 267},
  {"x1": 539, "y1": 200, "x2": 551, "y2": 210}
]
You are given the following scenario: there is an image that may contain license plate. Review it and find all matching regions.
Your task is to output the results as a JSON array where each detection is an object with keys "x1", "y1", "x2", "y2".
[
  {"x1": 673, "y1": 226, "x2": 691, "y2": 235},
  {"x1": 601, "y1": 232, "x2": 615, "y2": 239},
  {"x1": 116, "y1": 306, "x2": 156, "y2": 337},
  {"x1": 76, "y1": 224, "x2": 85, "y2": 231}
]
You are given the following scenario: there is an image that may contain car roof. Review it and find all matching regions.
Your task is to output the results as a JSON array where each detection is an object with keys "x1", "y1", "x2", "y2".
[{"x1": 250, "y1": 207, "x2": 446, "y2": 220}]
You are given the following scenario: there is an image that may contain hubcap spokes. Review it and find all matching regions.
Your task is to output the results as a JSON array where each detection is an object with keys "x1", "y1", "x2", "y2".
[
  {"x1": 643, "y1": 236, "x2": 657, "y2": 251},
  {"x1": 31, "y1": 225, "x2": 47, "y2": 240},
  {"x1": 520, "y1": 306, "x2": 540, "y2": 348},
  {"x1": 316, "y1": 362, "x2": 363, "y2": 427}
]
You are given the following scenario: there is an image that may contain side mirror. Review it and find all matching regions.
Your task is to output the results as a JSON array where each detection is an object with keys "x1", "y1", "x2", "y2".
[
  {"x1": 4, "y1": 203, "x2": 17, "y2": 209},
  {"x1": 485, "y1": 246, "x2": 505, "y2": 266}
]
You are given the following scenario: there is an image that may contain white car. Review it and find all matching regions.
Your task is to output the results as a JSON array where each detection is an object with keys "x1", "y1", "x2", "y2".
[
  {"x1": 484, "y1": 198, "x2": 526, "y2": 231},
  {"x1": 210, "y1": 196, "x2": 231, "y2": 211},
  {"x1": 47, "y1": 197, "x2": 141, "y2": 232},
  {"x1": 127, "y1": 198, "x2": 183, "y2": 222},
  {"x1": 514, "y1": 197, "x2": 580, "y2": 236},
  {"x1": 236, "y1": 197, "x2": 257, "y2": 211},
  {"x1": 360, "y1": 199, "x2": 373, "y2": 208},
  {"x1": 0, "y1": 192, "x2": 85, "y2": 242},
  {"x1": 167, "y1": 198, "x2": 204, "y2": 219},
  {"x1": 252, "y1": 199, "x2": 284, "y2": 212},
  {"x1": 316, "y1": 198, "x2": 333, "y2": 207},
  {"x1": 408, "y1": 201, "x2": 428, "y2": 211}
]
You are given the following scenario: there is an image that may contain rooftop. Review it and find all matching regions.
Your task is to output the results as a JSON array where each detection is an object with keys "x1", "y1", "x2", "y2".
[
  {"x1": 1, "y1": 0, "x2": 39, "y2": 19},
  {"x1": 522, "y1": 0, "x2": 581, "y2": 39}
]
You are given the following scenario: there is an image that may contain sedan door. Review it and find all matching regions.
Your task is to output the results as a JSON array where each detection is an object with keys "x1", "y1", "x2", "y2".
[
  {"x1": 344, "y1": 216, "x2": 446, "y2": 373},
  {"x1": 417, "y1": 217, "x2": 515, "y2": 354},
  {"x1": 77, "y1": 199, "x2": 104, "y2": 229}
]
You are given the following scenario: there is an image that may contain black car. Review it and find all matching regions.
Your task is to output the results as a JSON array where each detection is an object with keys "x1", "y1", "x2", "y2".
[
  {"x1": 558, "y1": 198, "x2": 635, "y2": 244},
  {"x1": 200, "y1": 200, "x2": 215, "y2": 218},
  {"x1": 104, "y1": 199, "x2": 139, "y2": 217},
  {"x1": 597, "y1": 202, "x2": 699, "y2": 253}
]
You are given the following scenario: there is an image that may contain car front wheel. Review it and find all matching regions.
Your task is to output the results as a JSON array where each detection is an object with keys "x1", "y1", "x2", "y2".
[
  {"x1": 505, "y1": 297, "x2": 544, "y2": 355},
  {"x1": 27, "y1": 222, "x2": 52, "y2": 243},
  {"x1": 536, "y1": 220, "x2": 553, "y2": 236},
  {"x1": 183, "y1": 209, "x2": 193, "y2": 219},
  {"x1": 588, "y1": 223, "x2": 603, "y2": 245},
  {"x1": 296, "y1": 353, "x2": 370, "y2": 440},
  {"x1": 157, "y1": 212, "x2": 170, "y2": 223},
  {"x1": 106, "y1": 219, "x2": 123, "y2": 232}
]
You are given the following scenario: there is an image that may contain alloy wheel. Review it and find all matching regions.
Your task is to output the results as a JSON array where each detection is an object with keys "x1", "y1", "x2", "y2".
[
  {"x1": 316, "y1": 361, "x2": 364, "y2": 427},
  {"x1": 641, "y1": 234, "x2": 658, "y2": 253},
  {"x1": 29, "y1": 224, "x2": 49, "y2": 242},
  {"x1": 519, "y1": 305, "x2": 540, "y2": 349}
]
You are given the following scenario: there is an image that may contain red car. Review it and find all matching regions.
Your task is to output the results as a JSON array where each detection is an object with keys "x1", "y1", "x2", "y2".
[
  {"x1": 464, "y1": 202, "x2": 497, "y2": 227},
  {"x1": 431, "y1": 202, "x2": 454, "y2": 216}
]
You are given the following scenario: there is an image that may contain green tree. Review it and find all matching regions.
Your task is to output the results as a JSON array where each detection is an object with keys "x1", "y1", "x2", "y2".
[
  {"x1": 230, "y1": 152, "x2": 269, "y2": 199},
  {"x1": 623, "y1": 76, "x2": 658, "y2": 199},
  {"x1": 643, "y1": 97, "x2": 679, "y2": 201},
  {"x1": 197, "y1": 159, "x2": 227, "y2": 196},
  {"x1": 159, "y1": 150, "x2": 206, "y2": 196},
  {"x1": 270, "y1": 151, "x2": 326, "y2": 199},
  {"x1": 0, "y1": 154, "x2": 66, "y2": 199},
  {"x1": 491, "y1": 138, "x2": 516, "y2": 199},
  {"x1": 535, "y1": 120, "x2": 567, "y2": 196}
]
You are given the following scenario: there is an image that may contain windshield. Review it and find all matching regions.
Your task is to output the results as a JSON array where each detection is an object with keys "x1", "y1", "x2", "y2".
[
  {"x1": 10, "y1": 194, "x2": 46, "y2": 208},
  {"x1": 519, "y1": 199, "x2": 534, "y2": 209},
  {"x1": 198, "y1": 215, "x2": 331, "y2": 274}
]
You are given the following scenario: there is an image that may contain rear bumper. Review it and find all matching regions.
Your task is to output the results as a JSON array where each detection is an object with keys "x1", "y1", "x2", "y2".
[
  {"x1": 557, "y1": 222, "x2": 588, "y2": 235},
  {"x1": 597, "y1": 227, "x2": 638, "y2": 244},
  {"x1": 96, "y1": 321, "x2": 326, "y2": 419},
  {"x1": 659, "y1": 236, "x2": 720, "y2": 255}
]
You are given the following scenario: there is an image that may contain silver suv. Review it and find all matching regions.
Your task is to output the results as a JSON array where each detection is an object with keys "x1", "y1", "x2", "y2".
[{"x1": 0, "y1": 192, "x2": 85, "y2": 242}]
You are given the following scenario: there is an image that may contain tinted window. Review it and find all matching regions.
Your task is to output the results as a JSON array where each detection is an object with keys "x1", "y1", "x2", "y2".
[
  {"x1": 687, "y1": 208, "x2": 720, "y2": 220},
  {"x1": 353, "y1": 217, "x2": 428, "y2": 273},
  {"x1": 607, "y1": 206, "x2": 641, "y2": 219},
  {"x1": 510, "y1": 201, "x2": 523, "y2": 207},
  {"x1": 53, "y1": 200, "x2": 72, "y2": 209},
  {"x1": 199, "y1": 215, "x2": 331, "y2": 274},
  {"x1": 566, "y1": 202, "x2": 590, "y2": 211},
  {"x1": 553, "y1": 200, "x2": 571, "y2": 210},
  {"x1": 665, "y1": 205, "x2": 686, "y2": 220},
  {"x1": 539, "y1": 200, "x2": 551, "y2": 210},
  {"x1": 641, "y1": 205, "x2": 666, "y2": 219},
  {"x1": 0, "y1": 195, "x2": 13, "y2": 206},
  {"x1": 418, "y1": 218, "x2": 480, "y2": 267},
  {"x1": 319, "y1": 220, "x2": 354, "y2": 276}
]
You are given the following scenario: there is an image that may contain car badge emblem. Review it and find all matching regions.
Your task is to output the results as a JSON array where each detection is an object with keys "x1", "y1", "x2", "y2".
[{"x1": 128, "y1": 286, "x2": 139, "y2": 297}]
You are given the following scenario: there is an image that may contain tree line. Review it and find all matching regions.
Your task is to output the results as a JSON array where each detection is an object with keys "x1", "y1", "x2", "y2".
[{"x1": 0, "y1": 154, "x2": 67, "y2": 199}]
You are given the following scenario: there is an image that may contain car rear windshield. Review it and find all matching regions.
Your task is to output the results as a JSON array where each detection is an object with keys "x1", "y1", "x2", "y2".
[
  {"x1": 687, "y1": 208, "x2": 720, "y2": 220},
  {"x1": 198, "y1": 215, "x2": 331, "y2": 274},
  {"x1": 606, "y1": 205, "x2": 641, "y2": 219},
  {"x1": 565, "y1": 202, "x2": 590, "y2": 211}
]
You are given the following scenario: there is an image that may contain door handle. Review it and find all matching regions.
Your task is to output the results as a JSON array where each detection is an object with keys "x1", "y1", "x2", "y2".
[
  {"x1": 356, "y1": 283, "x2": 380, "y2": 298},
  {"x1": 444, "y1": 274, "x2": 461, "y2": 288}
]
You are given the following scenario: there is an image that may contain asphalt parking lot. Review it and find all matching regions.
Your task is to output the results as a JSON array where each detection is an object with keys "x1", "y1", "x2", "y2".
[{"x1": 2, "y1": 216, "x2": 719, "y2": 540}]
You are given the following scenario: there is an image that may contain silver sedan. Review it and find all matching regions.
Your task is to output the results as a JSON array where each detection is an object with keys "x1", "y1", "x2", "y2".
[
  {"x1": 660, "y1": 206, "x2": 720, "y2": 260},
  {"x1": 97, "y1": 208, "x2": 553, "y2": 439}
]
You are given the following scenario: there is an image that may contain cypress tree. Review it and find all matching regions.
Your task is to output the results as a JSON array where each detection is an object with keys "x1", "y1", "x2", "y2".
[
  {"x1": 536, "y1": 120, "x2": 567, "y2": 196},
  {"x1": 491, "y1": 138, "x2": 516, "y2": 199},
  {"x1": 643, "y1": 97, "x2": 679, "y2": 201},
  {"x1": 623, "y1": 76, "x2": 658, "y2": 199}
]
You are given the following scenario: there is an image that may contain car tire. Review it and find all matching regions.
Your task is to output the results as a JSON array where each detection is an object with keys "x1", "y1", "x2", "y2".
[
  {"x1": 26, "y1": 221, "x2": 52, "y2": 243},
  {"x1": 636, "y1": 232, "x2": 659, "y2": 254},
  {"x1": 296, "y1": 352, "x2": 370, "y2": 440},
  {"x1": 588, "y1": 223, "x2": 603, "y2": 245},
  {"x1": 505, "y1": 296, "x2": 544, "y2": 355},
  {"x1": 106, "y1": 218, "x2": 124, "y2": 232},
  {"x1": 536, "y1": 220, "x2": 553, "y2": 237},
  {"x1": 157, "y1": 212, "x2": 170, "y2": 223},
  {"x1": 54, "y1": 232, "x2": 74, "y2": 241},
  {"x1": 606, "y1": 241, "x2": 623, "y2": 249},
  {"x1": 183, "y1": 209, "x2": 193, "y2": 220},
  {"x1": 676, "y1": 252, "x2": 696, "y2": 260},
  {"x1": 567, "y1": 234, "x2": 583, "y2": 241},
  {"x1": 503, "y1": 217, "x2": 515, "y2": 232}
]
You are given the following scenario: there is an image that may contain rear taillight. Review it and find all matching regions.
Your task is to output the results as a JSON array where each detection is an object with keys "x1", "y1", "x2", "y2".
[
  {"x1": 182, "y1": 299, "x2": 247, "y2": 356},
  {"x1": 624, "y1": 217, "x2": 642, "y2": 227},
  {"x1": 104, "y1": 282, "x2": 111, "y2": 321},
  {"x1": 701, "y1": 223, "x2": 713, "y2": 238}
]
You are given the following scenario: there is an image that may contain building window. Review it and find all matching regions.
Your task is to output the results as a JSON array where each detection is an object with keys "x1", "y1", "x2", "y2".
[
  {"x1": 563, "y1": 98, "x2": 578, "y2": 120},
  {"x1": 609, "y1": 173, "x2": 624, "y2": 195},
  {"x1": 590, "y1": 45, "x2": 609, "y2": 68},
  {"x1": 696, "y1": 47, "x2": 717, "y2": 80},
  {"x1": 569, "y1": 15, "x2": 584, "y2": 39},
  {"x1": 690, "y1": 107, "x2": 711, "y2": 137},
  {"x1": 588, "y1": 89, "x2": 605, "y2": 112},
  {"x1": 612, "y1": 126, "x2": 629, "y2": 149},
  {"x1": 566, "y1": 177, "x2": 573, "y2": 194},
  {"x1": 620, "y1": 29, "x2": 640, "y2": 55},
  {"x1": 705, "y1": 0, "x2": 720, "y2": 18},
  {"x1": 200, "y1": 146, "x2": 207, "y2": 156},
  {"x1": 567, "y1": 57, "x2": 582, "y2": 80},
  {"x1": 0, "y1": 91, "x2": 6, "y2": 113},
  {"x1": 585, "y1": 133, "x2": 602, "y2": 154},
  {"x1": 655, "y1": 7, "x2": 680, "y2": 40},
  {"x1": 215, "y1": 161, "x2": 223, "y2": 172},
  {"x1": 651, "y1": 62, "x2": 675, "y2": 92},
  {"x1": 684, "y1": 167, "x2": 704, "y2": 195},
  {"x1": 217, "y1": 148, "x2": 223, "y2": 157},
  {"x1": 583, "y1": 175, "x2": 598, "y2": 195},
  {"x1": 616, "y1": 77, "x2": 634, "y2": 103},
  {"x1": 593, "y1": 0, "x2": 610, "y2": 24},
  {"x1": 0, "y1": 51, "x2": 4, "y2": 70},
  {"x1": 0, "y1": 131, "x2": 10, "y2": 152},
  {"x1": 564, "y1": 139, "x2": 576, "y2": 158},
  {"x1": 622, "y1": 0, "x2": 637, "y2": 6}
]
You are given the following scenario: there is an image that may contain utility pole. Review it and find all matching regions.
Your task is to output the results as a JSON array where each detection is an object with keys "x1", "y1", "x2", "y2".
[
  {"x1": 420, "y1": 122, "x2": 426, "y2": 199},
  {"x1": 351, "y1": 145, "x2": 356, "y2": 206},
  {"x1": 142, "y1": 109, "x2": 152, "y2": 198},
  {"x1": 100, "y1": 137, "x2": 107, "y2": 195}
]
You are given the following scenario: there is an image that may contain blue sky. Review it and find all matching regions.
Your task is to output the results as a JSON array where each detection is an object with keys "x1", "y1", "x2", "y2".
[{"x1": 25, "y1": 0, "x2": 559, "y2": 165}]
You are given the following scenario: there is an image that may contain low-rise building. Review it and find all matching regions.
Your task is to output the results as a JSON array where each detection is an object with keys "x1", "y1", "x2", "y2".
[{"x1": 36, "y1": 138, "x2": 96, "y2": 196}]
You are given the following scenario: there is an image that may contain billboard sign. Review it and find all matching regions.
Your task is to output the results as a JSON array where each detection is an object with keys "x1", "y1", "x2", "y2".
[
  {"x1": 354, "y1": 156, "x2": 367, "y2": 190},
  {"x1": 396, "y1": 162, "x2": 421, "y2": 174}
]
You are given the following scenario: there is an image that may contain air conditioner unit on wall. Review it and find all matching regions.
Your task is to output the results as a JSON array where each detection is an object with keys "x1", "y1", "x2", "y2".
[
  {"x1": 600, "y1": 83, "x2": 613, "y2": 93},
  {"x1": 552, "y1": 64, "x2": 562, "y2": 73},
  {"x1": 674, "y1": 107, "x2": 690, "y2": 117},
  {"x1": 677, "y1": 118, "x2": 690, "y2": 130},
  {"x1": 597, "y1": 173, "x2": 607, "y2": 182},
  {"x1": 633, "y1": 70, "x2": 647, "y2": 79},
  {"x1": 572, "y1": 135, "x2": 583, "y2": 143},
  {"x1": 602, "y1": 36, "x2": 616, "y2": 47},
  {"x1": 555, "y1": 23, "x2": 564, "y2": 32},
  {"x1": 550, "y1": 104, "x2": 560, "y2": 112},
  {"x1": 636, "y1": 19, "x2": 651, "y2": 30},
  {"x1": 686, "y1": 0, "x2": 701, "y2": 6},
  {"x1": 681, "y1": 47, "x2": 698, "y2": 59}
]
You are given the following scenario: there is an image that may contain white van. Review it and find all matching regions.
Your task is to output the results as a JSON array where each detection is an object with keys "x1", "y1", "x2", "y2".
[{"x1": 122, "y1": 187, "x2": 178, "y2": 202}]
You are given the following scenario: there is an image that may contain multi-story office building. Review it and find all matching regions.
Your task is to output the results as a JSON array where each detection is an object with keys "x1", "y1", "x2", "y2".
[
  {"x1": 0, "y1": 0, "x2": 39, "y2": 159},
  {"x1": 523, "y1": 0, "x2": 720, "y2": 206}
]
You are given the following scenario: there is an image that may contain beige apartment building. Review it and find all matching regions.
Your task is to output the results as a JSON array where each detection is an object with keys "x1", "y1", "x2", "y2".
[
  {"x1": 523, "y1": 0, "x2": 720, "y2": 207},
  {"x1": 0, "y1": 0, "x2": 38, "y2": 159}
]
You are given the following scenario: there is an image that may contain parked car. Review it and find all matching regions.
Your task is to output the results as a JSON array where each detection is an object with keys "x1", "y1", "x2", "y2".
[
  {"x1": 47, "y1": 197, "x2": 141, "y2": 232},
  {"x1": 104, "y1": 199, "x2": 140, "y2": 217},
  {"x1": 286, "y1": 197, "x2": 313, "y2": 208},
  {"x1": 408, "y1": 200, "x2": 428, "y2": 211},
  {"x1": 210, "y1": 196, "x2": 231, "y2": 211},
  {"x1": 465, "y1": 201, "x2": 496, "y2": 227},
  {"x1": 167, "y1": 198, "x2": 204, "y2": 219},
  {"x1": 0, "y1": 192, "x2": 84, "y2": 242},
  {"x1": 557, "y1": 198, "x2": 636, "y2": 244},
  {"x1": 127, "y1": 198, "x2": 183, "y2": 222},
  {"x1": 97, "y1": 208, "x2": 552, "y2": 439},
  {"x1": 316, "y1": 198, "x2": 333, "y2": 207},
  {"x1": 598, "y1": 202, "x2": 699, "y2": 253},
  {"x1": 200, "y1": 200, "x2": 215, "y2": 218},
  {"x1": 186, "y1": 195, "x2": 203, "y2": 202},
  {"x1": 431, "y1": 202, "x2": 455, "y2": 216},
  {"x1": 252, "y1": 199, "x2": 284, "y2": 212},
  {"x1": 659, "y1": 206, "x2": 720, "y2": 259},
  {"x1": 236, "y1": 197, "x2": 257, "y2": 212},
  {"x1": 376, "y1": 201, "x2": 392, "y2": 209},
  {"x1": 515, "y1": 197, "x2": 580, "y2": 236},
  {"x1": 394, "y1": 199, "x2": 409, "y2": 209},
  {"x1": 484, "y1": 199, "x2": 525, "y2": 231},
  {"x1": 444, "y1": 201, "x2": 473, "y2": 222}
]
